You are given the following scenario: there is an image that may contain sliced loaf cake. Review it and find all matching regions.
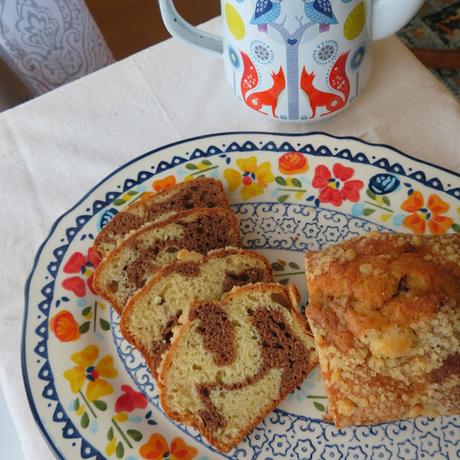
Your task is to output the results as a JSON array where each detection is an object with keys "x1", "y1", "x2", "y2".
[
  {"x1": 120, "y1": 248, "x2": 274, "y2": 378},
  {"x1": 93, "y1": 178, "x2": 229, "y2": 257},
  {"x1": 159, "y1": 283, "x2": 318, "y2": 452},
  {"x1": 93, "y1": 208, "x2": 241, "y2": 313}
]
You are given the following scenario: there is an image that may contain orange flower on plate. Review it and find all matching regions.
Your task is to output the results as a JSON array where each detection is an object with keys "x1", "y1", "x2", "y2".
[
  {"x1": 152, "y1": 175, "x2": 176, "y2": 192},
  {"x1": 139, "y1": 433, "x2": 198, "y2": 460},
  {"x1": 50, "y1": 310, "x2": 80, "y2": 342},
  {"x1": 278, "y1": 152, "x2": 309, "y2": 175},
  {"x1": 401, "y1": 191, "x2": 453, "y2": 235}
]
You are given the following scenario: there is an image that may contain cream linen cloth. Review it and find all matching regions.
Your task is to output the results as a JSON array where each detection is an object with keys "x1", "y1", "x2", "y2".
[{"x1": 0, "y1": 17, "x2": 459, "y2": 460}]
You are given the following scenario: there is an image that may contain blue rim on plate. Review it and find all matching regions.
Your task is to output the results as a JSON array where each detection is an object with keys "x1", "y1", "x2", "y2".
[{"x1": 22, "y1": 131, "x2": 460, "y2": 460}]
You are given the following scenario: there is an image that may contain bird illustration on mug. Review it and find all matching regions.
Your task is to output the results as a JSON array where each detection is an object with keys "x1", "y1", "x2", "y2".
[
  {"x1": 303, "y1": 0, "x2": 338, "y2": 32},
  {"x1": 250, "y1": 0, "x2": 283, "y2": 33}
]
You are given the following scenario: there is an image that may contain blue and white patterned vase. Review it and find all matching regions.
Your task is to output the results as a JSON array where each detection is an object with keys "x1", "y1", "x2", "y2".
[{"x1": 0, "y1": 0, "x2": 114, "y2": 95}]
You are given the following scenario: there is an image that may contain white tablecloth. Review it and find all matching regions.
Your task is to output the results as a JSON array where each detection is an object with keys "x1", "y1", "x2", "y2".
[{"x1": 0, "y1": 17, "x2": 459, "y2": 459}]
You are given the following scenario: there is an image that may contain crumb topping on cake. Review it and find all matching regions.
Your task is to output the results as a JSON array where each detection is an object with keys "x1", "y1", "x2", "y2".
[{"x1": 306, "y1": 232, "x2": 460, "y2": 427}]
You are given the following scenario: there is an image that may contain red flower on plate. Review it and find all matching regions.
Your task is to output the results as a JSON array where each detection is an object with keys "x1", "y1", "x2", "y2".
[
  {"x1": 61, "y1": 247, "x2": 101, "y2": 297},
  {"x1": 115, "y1": 385, "x2": 148, "y2": 413},
  {"x1": 312, "y1": 163, "x2": 364, "y2": 207}
]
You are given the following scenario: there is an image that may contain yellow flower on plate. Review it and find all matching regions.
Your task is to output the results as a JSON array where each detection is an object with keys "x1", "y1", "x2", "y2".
[
  {"x1": 106, "y1": 438, "x2": 117, "y2": 456},
  {"x1": 224, "y1": 168, "x2": 242, "y2": 192},
  {"x1": 224, "y1": 156, "x2": 274, "y2": 201},
  {"x1": 63, "y1": 345, "x2": 117, "y2": 401}
]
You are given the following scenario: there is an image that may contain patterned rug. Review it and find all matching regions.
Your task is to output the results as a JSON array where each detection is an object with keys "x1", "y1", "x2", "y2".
[{"x1": 397, "y1": 0, "x2": 460, "y2": 99}]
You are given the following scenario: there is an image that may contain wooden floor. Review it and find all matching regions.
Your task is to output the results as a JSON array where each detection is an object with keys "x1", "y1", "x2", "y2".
[
  {"x1": 85, "y1": 0, "x2": 219, "y2": 60},
  {"x1": 0, "y1": 54, "x2": 30, "y2": 109}
]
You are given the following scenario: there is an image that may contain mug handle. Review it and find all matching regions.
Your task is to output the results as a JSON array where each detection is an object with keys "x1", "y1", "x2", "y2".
[
  {"x1": 371, "y1": 0, "x2": 424, "y2": 41},
  {"x1": 157, "y1": 0, "x2": 223, "y2": 56}
]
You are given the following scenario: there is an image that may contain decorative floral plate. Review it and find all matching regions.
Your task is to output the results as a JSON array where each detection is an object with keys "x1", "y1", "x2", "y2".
[{"x1": 23, "y1": 132, "x2": 460, "y2": 460}]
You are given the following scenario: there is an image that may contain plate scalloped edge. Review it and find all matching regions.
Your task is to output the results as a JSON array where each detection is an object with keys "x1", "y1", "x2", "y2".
[{"x1": 22, "y1": 131, "x2": 460, "y2": 460}]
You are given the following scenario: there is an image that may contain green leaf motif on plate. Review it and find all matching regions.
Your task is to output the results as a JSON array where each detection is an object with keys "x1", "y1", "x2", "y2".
[
  {"x1": 116, "y1": 442, "x2": 124, "y2": 459},
  {"x1": 278, "y1": 194, "x2": 289, "y2": 203},
  {"x1": 275, "y1": 176, "x2": 287, "y2": 186},
  {"x1": 79, "y1": 321, "x2": 90, "y2": 334},
  {"x1": 366, "y1": 190, "x2": 376, "y2": 200},
  {"x1": 271, "y1": 262, "x2": 284, "y2": 271},
  {"x1": 291, "y1": 178, "x2": 302, "y2": 187},
  {"x1": 93, "y1": 400, "x2": 107, "y2": 411},
  {"x1": 362, "y1": 208, "x2": 375, "y2": 216},
  {"x1": 81, "y1": 412, "x2": 89, "y2": 429},
  {"x1": 100, "y1": 318, "x2": 110, "y2": 331},
  {"x1": 185, "y1": 163, "x2": 198, "y2": 170},
  {"x1": 81, "y1": 306, "x2": 92, "y2": 317},
  {"x1": 107, "y1": 427, "x2": 114, "y2": 441},
  {"x1": 127, "y1": 429, "x2": 143, "y2": 442},
  {"x1": 314, "y1": 401, "x2": 326, "y2": 412}
]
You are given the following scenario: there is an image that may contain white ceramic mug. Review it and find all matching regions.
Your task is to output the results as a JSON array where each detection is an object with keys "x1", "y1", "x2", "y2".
[{"x1": 158, "y1": 0, "x2": 423, "y2": 121}]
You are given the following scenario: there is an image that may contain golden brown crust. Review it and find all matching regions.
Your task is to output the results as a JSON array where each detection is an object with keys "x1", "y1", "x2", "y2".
[
  {"x1": 159, "y1": 283, "x2": 318, "y2": 452},
  {"x1": 93, "y1": 207, "x2": 241, "y2": 313},
  {"x1": 119, "y1": 248, "x2": 274, "y2": 379},
  {"x1": 93, "y1": 178, "x2": 229, "y2": 257},
  {"x1": 305, "y1": 232, "x2": 460, "y2": 427}
]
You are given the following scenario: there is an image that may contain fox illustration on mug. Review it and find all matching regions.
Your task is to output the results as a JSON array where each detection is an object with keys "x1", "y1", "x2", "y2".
[
  {"x1": 240, "y1": 49, "x2": 350, "y2": 119},
  {"x1": 240, "y1": 51, "x2": 286, "y2": 118},
  {"x1": 159, "y1": 0, "x2": 424, "y2": 121},
  {"x1": 300, "y1": 51, "x2": 351, "y2": 118}
]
